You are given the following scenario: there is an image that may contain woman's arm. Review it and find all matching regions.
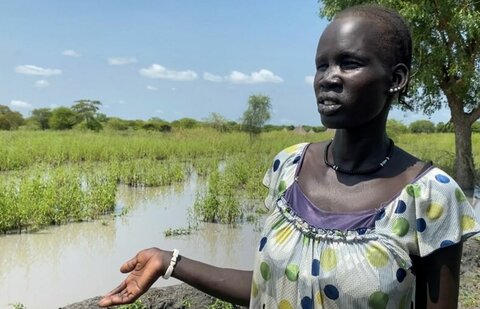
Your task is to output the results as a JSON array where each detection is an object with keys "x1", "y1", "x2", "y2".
[
  {"x1": 98, "y1": 247, "x2": 252, "y2": 307},
  {"x1": 412, "y1": 242, "x2": 463, "y2": 308}
]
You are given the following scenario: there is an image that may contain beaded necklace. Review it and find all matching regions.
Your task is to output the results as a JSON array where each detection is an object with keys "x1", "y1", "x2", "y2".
[{"x1": 323, "y1": 139, "x2": 394, "y2": 175}]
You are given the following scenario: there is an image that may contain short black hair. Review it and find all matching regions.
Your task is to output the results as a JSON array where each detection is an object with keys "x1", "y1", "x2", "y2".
[{"x1": 335, "y1": 4, "x2": 412, "y2": 74}]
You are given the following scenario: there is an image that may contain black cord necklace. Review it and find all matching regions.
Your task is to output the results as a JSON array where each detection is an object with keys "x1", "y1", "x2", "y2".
[{"x1": 323, "y1": 138, "x2": 394, "y2": 175}]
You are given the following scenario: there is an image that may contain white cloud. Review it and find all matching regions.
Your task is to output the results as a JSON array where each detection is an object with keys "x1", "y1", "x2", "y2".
[
  {"x1": 10, "y1": 100, "x2": 33, "y2": 110},
  {"x1": 155, "y1": 109, "x2": 164, "y2": 114},
  {"x1": 146, "y1": 85, "x2": 158, "y2": 91},
  {"x1": 34, "y1": 80, "x2": 50, "y2": 88},
  {"x1": 15, "y1": 65, "x2": 62, "y2": 76},
  {"x1": 203, "y1": 72, "x2": 223, "y2": 82},
  {"x1": 108, "y1": 57, "x2": 138, "y2": 65},
  {"x1": 304, "y1": 75, "x2": 314, "y2": 85},
  {"x1": 118, "y1": 100, "x2": 127, "y2": 105},
  {"x1": 139, "y1": 64, "x2": 197, "y2": 81},
  {"x1": 225, "y1": 69, "x2": 283, "y2": 84},
  {"x1": 63, "y1": 49, "x2": 80, "y2": 57}
]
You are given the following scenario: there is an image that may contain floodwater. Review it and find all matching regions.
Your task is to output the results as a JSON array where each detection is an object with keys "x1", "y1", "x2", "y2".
[
  {"x1": 1, "y1": 176, "x2": 479, "y2": 309},
  {"x1": 0, "y1": 174, "x2": 263, "y2": 309}
]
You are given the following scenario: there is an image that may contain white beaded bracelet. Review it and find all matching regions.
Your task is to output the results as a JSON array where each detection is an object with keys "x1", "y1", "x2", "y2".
[{"x1": 162, "y1": 249, "x2": 179, "y2": 279}]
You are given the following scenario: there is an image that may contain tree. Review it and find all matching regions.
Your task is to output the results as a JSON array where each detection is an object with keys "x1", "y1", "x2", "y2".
[
  {"x1": 241, "y1": 94, "x2": 272, "y2": 139},
  {"x1": 71, "y1": 100, "x2": 103, "y2": 131},
  {"x1": 0, "y1": 105, "x2": 24, "y2": 130},
  {"x1": 319, "y1": 1, "x2": 480, "y2": 189},
  {"x1": 171, "y1": 117, "x2": 199, "y2": 129},
  {"x1": 436, "y1": 121, "x2": 454, "y2": 133},
  {"x1": 386, "y1": 119, "x2": 408, "y2": 140},
  {"x1": 409, "y1": 120, "x2": 436, "y2": 133},
  {"x1": 107, "y1": 117, "x2": 130, "y2": 131},
  {"x1": 49, "y1": 107, "x2": 77, "y2": 130},
  {"x1": 205, "y1": 112, "x2": 230, "y2": 132},
  {"x1": 142, "y1": 117, "x2": 171, "y2": 132},
  {"x1": 31, "y1": 108, "x2": 52, "y2": 130}
]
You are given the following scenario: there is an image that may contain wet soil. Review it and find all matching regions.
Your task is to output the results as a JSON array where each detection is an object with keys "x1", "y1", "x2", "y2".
[{"x1": 61, "y1": 283, "x2": 246, "y2": 309}]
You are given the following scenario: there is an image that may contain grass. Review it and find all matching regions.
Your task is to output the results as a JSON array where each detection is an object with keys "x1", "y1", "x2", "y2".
[{"x1": 0, "y1": 129, "x2": 478, "y2": 232}]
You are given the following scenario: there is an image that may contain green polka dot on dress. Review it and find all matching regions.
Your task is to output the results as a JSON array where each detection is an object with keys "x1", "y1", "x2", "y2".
[
  {"x1": 406, "y1": 184, "x2": 421, "y2": 197},
  {"x1": 368, "y1": 291, "x2": 389, "y2": 309},
  {"x1": 455, "y1": 188, "x2": 467, "y2": 202},
  {"x1": 392, "y1": 218, "x2": 410, "y2": 237},
  {"x1": 260, "y1": 262, "x2": 271, "y2": 281},
  {"x1": 285, "y1": 264, "x2": 299, "y2": 281}
]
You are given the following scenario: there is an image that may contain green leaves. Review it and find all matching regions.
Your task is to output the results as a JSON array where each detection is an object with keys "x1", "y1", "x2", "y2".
[{"x1": 241, "y1": 94, "x2": 272, "y2": 138}]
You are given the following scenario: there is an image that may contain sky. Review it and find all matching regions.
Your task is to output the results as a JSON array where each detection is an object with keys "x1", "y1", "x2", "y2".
[{"x1": 0, "y1": 0, "x2": 451, "y2": 126}]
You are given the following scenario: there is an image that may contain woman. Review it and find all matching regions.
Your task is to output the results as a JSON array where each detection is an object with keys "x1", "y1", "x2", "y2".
[{"x1": 99, "y1": 4, "x2": 480, "y2": 308}]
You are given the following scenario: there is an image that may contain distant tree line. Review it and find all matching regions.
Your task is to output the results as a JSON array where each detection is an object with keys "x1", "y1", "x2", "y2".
[
  {"x1": 1, "y1": 100, "x2": 479, "y2": 134},
  {"x1": 387, "y1": 119, "x2": 480, "y2": 135}
]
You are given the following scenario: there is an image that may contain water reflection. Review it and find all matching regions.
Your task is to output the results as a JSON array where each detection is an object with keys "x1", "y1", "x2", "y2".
[{"x1": 0, "y1": 174, "x2": 262, "y2": 309}]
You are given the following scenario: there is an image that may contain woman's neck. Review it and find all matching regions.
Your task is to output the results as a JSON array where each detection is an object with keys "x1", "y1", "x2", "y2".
[{"x1": 329, "y1": 125, "x2": 391, "y2": 173}]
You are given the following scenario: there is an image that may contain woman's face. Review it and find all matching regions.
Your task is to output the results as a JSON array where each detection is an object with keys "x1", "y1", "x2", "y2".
[{"x1": 314, "y1": 16, "x2": 393, "y2": 129}]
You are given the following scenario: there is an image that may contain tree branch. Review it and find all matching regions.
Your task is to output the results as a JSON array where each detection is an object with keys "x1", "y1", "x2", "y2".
[{"x1": 467, "y1": 104, "x2": 480, "y2": 124}]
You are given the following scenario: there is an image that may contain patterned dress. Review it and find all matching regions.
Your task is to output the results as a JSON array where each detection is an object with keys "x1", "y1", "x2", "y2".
[{"x1": 250, "y1": 143, "x2": 480, "y2": 308}]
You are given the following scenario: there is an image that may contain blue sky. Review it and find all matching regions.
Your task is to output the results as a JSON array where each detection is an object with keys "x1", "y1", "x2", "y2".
[{"x1": 0, "y1": 0, "x2": 450, "y2": 125}]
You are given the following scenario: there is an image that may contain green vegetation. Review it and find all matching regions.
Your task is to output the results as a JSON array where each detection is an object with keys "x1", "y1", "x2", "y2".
[
  {"x1": 241, "y1": 94, "x2": 272, "y2": 139},
  {"x1": 409, "y1": 120, "x2": 436, "y2": 134},
  {"x1": 0, "y1": 128, "x2": 478, "y2": 233},
  {"x1": 118, "y1": 300, "x2": 147, "y2": 309},
  {"x1": 164, "y1": 227, "x2": 192, "y2": 237},
  {"x1": 0, "y1": 105, "x2": 24, "y2": 130},
  {"x1": 207, "y1": 299, "x2": 236, "y2": 309}
]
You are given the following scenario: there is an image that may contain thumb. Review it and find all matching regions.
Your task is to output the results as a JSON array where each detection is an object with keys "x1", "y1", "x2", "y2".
[{"x1": 120, "y1": 256, "x2": 138, "y2": 273}]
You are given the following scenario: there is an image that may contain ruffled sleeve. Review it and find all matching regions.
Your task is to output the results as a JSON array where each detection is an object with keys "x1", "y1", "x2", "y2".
[
  {"x1": 263, "y1": 143, "x2": 309, "y2": 211},
  {"x1": 406, "y1": 168, "x2": 480, "y2": 257},
  {"x1": 375, "y1": 167, "x2": 480, "y2": 258}
]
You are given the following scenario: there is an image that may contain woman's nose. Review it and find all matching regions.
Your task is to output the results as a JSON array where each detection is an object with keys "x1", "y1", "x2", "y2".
[{"x1": 316, "y1": 66, "x2": 341, "y2": 90}]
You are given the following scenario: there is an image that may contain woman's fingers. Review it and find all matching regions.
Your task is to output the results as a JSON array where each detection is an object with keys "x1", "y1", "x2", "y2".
[
  {"x1": 98, "y1": 281, "x2": 140, "y2": 307},
  {"x1": 120, "y1": 256, "x2": 138, "y2": 273},
  {"x1": 104, "y1": 281, "x2": 127, "y2": 297},
  {"x1": 98, "y1": 291, "x2": 136, "y2": 307},
  {"x1": 97, "y1": 281, "x2": 126, "y2": 307}
]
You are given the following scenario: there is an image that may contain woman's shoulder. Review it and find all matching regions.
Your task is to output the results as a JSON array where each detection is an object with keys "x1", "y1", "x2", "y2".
[
  {"x1": 412, "y1": 166, "x2": 465, "y2": 196},
  {"x1": 275, "y1": 143, "x2": 310, "y2": 158}
]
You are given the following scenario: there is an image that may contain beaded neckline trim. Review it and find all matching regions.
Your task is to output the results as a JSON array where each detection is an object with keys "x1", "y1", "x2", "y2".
[{"x1": 276, "y1": 197, "x2": 378, "y2": 241}]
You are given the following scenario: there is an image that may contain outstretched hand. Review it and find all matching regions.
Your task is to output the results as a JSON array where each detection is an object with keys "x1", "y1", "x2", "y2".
[{"x1": 98, "y1": 247, "x2": 165, "y2": 307}]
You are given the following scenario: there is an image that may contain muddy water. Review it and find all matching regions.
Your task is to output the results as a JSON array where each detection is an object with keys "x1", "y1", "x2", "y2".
[
  {"x1": 1, "y1": 176, "x2": 479, "y2": 309},
  {"x1": 0, "y1": 175, "x2": 263, "y2": 309}
]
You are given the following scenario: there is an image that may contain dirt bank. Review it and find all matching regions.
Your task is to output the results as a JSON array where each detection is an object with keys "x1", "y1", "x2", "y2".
[
  {"x1": 61, "y1": 283, "x2": 245, "y2": 309},
  {"x1": 63, "y1": 237, "x2": 480, "y2": 309}
]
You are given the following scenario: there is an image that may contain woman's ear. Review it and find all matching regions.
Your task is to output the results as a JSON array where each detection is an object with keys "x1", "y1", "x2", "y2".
[{"x1": 390, "y1": 63, "x2": 409, "y2": 93}]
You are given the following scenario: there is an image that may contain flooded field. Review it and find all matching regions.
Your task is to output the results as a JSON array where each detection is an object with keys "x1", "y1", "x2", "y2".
[
  {"x1": 0, "y1": 172, "x2": 479, "y2": 309},
  {"x1": 0, "y1": 175, "x2": 263, "y2": 309}
]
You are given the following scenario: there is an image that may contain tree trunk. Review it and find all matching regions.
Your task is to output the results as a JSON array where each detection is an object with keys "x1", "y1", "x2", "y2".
[{"x1": 453, "y1": 119, "x2": 476, "y2": 189}]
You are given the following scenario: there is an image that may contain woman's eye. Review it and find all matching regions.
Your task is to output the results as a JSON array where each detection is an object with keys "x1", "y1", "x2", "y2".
[
  {"x1": 316, "y1": 63, "x2": 328, "y2": 71},
  {"x1": 341, "y1": 61, "x2": 361, "y2": 70}
]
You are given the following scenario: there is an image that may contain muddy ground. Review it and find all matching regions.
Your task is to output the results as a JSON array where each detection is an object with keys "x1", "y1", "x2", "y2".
[{"x1": 63, "y1": 237, "x2": 480, "y2": 309}]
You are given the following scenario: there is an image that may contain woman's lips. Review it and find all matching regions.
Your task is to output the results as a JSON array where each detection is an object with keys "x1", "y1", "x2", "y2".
[{"x1": 317, "y1": 100, "x2": 341, "y2": 115}]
